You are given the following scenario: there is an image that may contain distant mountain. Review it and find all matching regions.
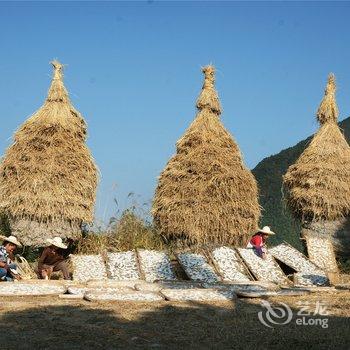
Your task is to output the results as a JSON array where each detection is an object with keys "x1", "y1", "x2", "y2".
[{"x1": 252, "y1": 117, "x2": 350, "y2": 250}]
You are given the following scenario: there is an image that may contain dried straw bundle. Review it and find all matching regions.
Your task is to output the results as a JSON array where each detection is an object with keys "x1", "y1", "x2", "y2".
[
  {"x1": 283, "y1": 74, "x2": 350, "y2": 221},
  {"x1": 152, "y1": 65, "x2": 260, "y2": 246},
  {"x1": 0, "y1": 61, "x2": 98, "y2": 246},
  {"x1": 14, "y1": 256, "x2": 37, "y2": 280}
]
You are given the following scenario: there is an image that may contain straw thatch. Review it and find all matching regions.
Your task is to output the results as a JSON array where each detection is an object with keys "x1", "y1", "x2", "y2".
[
  {"x1": 283, "y1": 74, "x2": 350, "y2": 222},
  {"x1": 152, "y1": 65, "x2": 260, "y2": 246},
  {"x1": 0, "y1": 61, "x2": 98, "y2": 246}
]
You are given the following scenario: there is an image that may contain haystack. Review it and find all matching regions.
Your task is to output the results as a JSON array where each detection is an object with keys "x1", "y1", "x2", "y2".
[
  {"x1": 152, "y1": 65, "x2": 260, "y2": 246},
  {"x1": 283, "y1": 74, "x2": 350, "y2": 257},
  {"x1": 0, "y1": 61, "x2": 98, "y2": 246}
]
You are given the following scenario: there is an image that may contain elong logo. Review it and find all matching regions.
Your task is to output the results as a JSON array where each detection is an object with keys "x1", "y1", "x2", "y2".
[
  {"x1": 258, "y1": 300, "x2": 329, "y2": 329},
  {"x1": 258, "y1": 300, "x2": 293, "y2": 328}
]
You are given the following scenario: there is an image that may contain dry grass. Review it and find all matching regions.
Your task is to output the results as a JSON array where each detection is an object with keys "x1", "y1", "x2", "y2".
[
  {"x1": 76, "y1": 232, "x2": 110, "y2": 255},
  {"x1": 77, "y1": 208, "x2": 164, "y2": 254},
  {"x1": 0, "y1": 61, "x2": 98, "y2": 246},
  {"x1": 283, "y1": 74, "x2": 350, "y2": 221},
  {"x1": 153, "y1": 65, "x2": 260, "y2": 247},
  {"x1": 110, "y1": 209, "x2": 164, "y2": 251},
  {"x1": 0, "y1": 293, "x2": 349, "y2": 349},
  {"x1": 14, "y1": 256, "x2": 37, "y2": 280}
]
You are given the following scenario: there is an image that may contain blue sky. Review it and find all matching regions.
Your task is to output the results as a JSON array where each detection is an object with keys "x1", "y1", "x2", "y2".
[{"x1": 1, "y1": 1, "x2": 350, "y2": 225}]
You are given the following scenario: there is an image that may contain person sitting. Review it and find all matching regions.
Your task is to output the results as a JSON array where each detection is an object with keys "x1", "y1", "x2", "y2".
[
  {"x1": 37, "y1": 237, "x2": 70, "y2": 280},
  {"x1": 247, "y1": 226, "x2": 275, "y2": 259},
  {"x1": 0, "y1": 235, "x2": 22, "y2": 281}
]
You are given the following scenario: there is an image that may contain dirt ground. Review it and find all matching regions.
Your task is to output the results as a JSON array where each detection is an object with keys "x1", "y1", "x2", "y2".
[{"x1": 0, "y1": 292, "x2": 349, "y2": 350}]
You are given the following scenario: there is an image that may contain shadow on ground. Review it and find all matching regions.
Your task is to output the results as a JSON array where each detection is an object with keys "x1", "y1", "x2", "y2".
[{"x1": 0, "y1": 296, "x2": 349, "y2": 350}]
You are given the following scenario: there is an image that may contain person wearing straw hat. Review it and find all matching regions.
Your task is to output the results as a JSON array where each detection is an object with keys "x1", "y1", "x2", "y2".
[
  {"x1": 247, "y1": 226, "x2": 275, "y2": 259},
  {"x1": 0, "y1": 235, "x2": 22, "y2": 281},
  {"x1": 37, "y1": 237, "x2": 70, "y2": 280}
]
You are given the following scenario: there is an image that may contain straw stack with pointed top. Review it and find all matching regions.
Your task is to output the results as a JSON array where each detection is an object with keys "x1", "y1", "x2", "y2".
[
  {"x1": 152, "y1": 65, "x2": 260, "y2": 246},
  {"x1": 0, "y1": 61, "x2": 98, "y2": 246},
  {"x1": 283, "y1": 74, "x2": 350, "y2": 222}
]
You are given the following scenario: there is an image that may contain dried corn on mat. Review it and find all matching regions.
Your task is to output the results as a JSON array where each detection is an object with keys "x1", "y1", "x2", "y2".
[
  {"x1": 237, "y1": 249, "x2": 289, "y2": 285},
  {"x1": 211, "y1": 246, "x2": 252, "y2": 282},
  {"x1": 268, "y1": 243, "x2": 328, "y2": 286},
  {"x1": 106, "y1": 251, "x2": 140, "y2": 281},
  {"x1": 0, "y1": 282, "x2": 66, "y2": 296},
  {"x1": 177, "y1": 253, "x2": 221, "y2": 284},
  {"x1": 137, "y1": 250, "x2": 177, "y2": 282},
  {"x1": 84, "y1": 290, "x2": 164, "y2": 302},
  {"x1": 269, "y1": 242, "x2": 325, "y2": 273},
  {"x1": 305, "y1": 236, "x2": 338, "y2": 272},
  {"x1": 160, "y1": 288, "x2": 236, "y2": 301},
  {"x1": 71, "y1": 255, "x2": 107, "y2": 282}
]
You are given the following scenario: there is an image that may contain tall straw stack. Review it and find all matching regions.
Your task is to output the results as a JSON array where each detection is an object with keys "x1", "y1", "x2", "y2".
[
  {"x1": 283, "y1": 74, "x2": 350, "y2": 221},
  {"x1": 0, "y1": 61, "x2": 98, "y2": 246},
  {"x1": 152, "y1": 65, "x2": 260, "y2": 246},
  {"x1": 283, "y1": 74, "x2": 350, "y2": 257}
]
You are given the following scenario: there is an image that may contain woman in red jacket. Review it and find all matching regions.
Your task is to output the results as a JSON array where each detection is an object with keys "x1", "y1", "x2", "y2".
[{"x1": 247, "y1": 226, "x2": 275, "y2": 259}]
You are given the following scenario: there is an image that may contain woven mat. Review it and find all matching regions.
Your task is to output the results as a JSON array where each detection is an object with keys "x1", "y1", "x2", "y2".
[
  {"x1": 106, "y1": 251, "x2": 140, "y2": 281},
  {"x1": 305, "y1": 236, "x2": 338, "y2": 273},
  {"x1": 211, "y1": 247, "x2": 252, "y2": 282},
  {"x1": 71, "y1": 255, "x2": 107, "y2": 282},
  {"x1": 138, "y1": 250, "x2": 177, "y2": 282},
  {"x1": 177, "y1": 253, "x2": 220, "y2": 284},
  {"x1": 237, "y1": 249, "x2": 289, "y2": 285}
]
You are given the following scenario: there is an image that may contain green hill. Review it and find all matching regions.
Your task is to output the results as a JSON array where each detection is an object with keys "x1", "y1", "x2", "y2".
[{"x1": 252, "y1": 117, "x2": 350, "y2": 251}]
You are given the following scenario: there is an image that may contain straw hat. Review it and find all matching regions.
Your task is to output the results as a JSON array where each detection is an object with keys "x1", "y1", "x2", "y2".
[
  {"x1": 46, "y1": 237, "x2": 67, "y2": 249},
  {"x1": 258, "y1": 226, "x2": 275, "y2": 235},
  {"x1": 0, "y1": 235, "x2": 22, "y2": 247}
]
